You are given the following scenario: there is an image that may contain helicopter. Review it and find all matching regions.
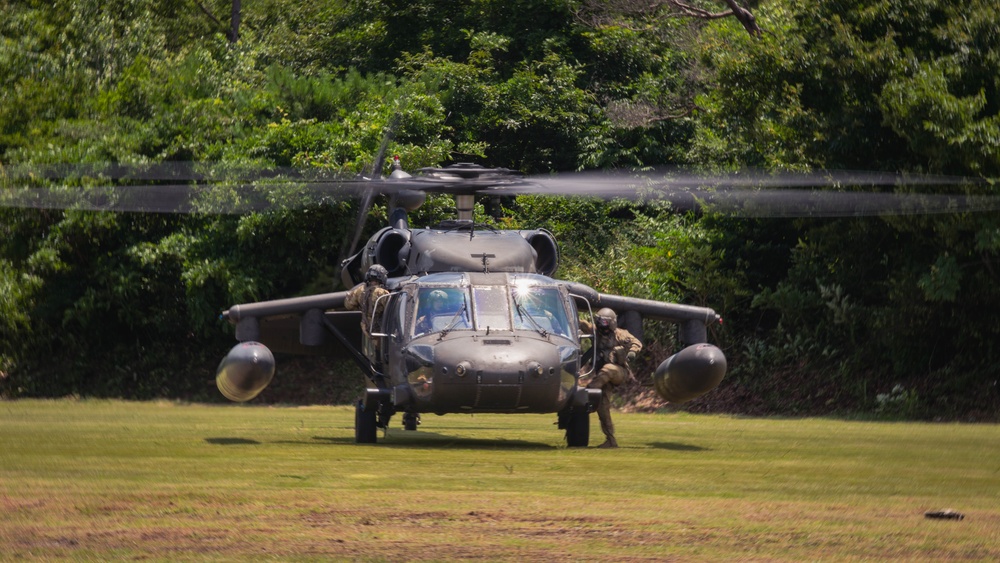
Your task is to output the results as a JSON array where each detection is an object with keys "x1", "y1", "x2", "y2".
[
  {"x1": 215, "y1": 158, "x2": 728, "y2": 446},
  {"x1": 4, "y1": 157, "x2": 988, "y2": 446}
]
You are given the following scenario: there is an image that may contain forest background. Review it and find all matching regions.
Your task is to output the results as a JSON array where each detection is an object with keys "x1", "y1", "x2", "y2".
[{"x1": 1, "y1": 0, "x2": 998, "y2": 420}]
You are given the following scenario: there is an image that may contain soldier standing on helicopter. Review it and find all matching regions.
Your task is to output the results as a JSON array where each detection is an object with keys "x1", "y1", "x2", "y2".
[
  {"x1": 345, "y1": 264, "x2": 390, "y2": 361},
  {"x1": 580, "y1": 307, "x2": 642, "y2": 449}
]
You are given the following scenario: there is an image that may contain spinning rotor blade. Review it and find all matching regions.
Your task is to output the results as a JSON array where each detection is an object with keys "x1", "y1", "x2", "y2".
[
  {"x1": 344, "y1": 115, "x2": 399, "y2": 259},
  {"x1": 483, "y1": 170, "x2": 998, "y2": 218},
  {"x1": 1, "y1": 162, "x2": 372, "y2": 214},
  {"x1": 2, "y1": 162, "x2": 995, "y2": 218},
  {"x1": 1, "y1": 179, "x2": 366, "y2": 214},
  {"x1": 379, "y1": 168, "x2": 997, "y2": 218}
]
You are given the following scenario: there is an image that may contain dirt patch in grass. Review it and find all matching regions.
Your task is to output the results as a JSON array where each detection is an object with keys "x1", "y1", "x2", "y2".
[
  {"x1": 7, "y1": 496, "x2": 998, "y2": 561},
  {"x1": 7, "y1": 507, "x2": 654, "y2": 561}
]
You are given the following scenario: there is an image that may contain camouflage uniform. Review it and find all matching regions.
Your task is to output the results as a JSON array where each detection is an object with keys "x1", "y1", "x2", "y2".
[
  {"x1": 345, "y1": 277, "x2": 389, "y2": 361},
  {"x1": 579, "y1": 313, "x2": 642, "y2": 448}
]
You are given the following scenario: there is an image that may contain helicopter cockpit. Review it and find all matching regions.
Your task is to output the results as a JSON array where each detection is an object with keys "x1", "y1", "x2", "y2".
[
  {"x1": 413, "y1": 286, "x2": 470, "y2": 336},
  {"x1": 404, "y1": 273, "x2": 575, "y2": 341}
]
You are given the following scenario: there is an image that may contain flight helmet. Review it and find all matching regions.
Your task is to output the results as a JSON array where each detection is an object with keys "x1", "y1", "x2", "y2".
[
  {"x1": 366, "y1": 264, "x2": 388, "y2": 285},
  {"x1": 595, "y1": 308, "x2": 617, "y2": 334}
]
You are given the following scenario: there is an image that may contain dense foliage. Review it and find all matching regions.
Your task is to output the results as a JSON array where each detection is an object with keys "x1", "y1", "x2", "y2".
[{"x1": 1, "y1": 0, "x2": 997, "y2": 418}]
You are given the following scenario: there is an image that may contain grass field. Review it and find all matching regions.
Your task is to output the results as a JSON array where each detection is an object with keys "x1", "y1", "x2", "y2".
[{"x1": 1, "y1": 399, "x2": 998, "y2": 561}]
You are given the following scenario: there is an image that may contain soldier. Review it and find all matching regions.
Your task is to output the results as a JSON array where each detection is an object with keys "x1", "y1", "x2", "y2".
[
  {"x1": 345, "y1": 264, "x2": 390, "y2": 360},
  {"x1": 579, "y1": 307, "x2": 642, "y2": 448},
  {"x1": 414, "y1": 289, "x2": 449, "y2": 335}
]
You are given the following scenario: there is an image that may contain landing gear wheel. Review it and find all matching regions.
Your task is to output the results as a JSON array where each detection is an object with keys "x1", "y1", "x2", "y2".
[
  {"x1": 403, "y1": 412, "x2": 420, "y2": 431},
  {"x1": 355, "y1": 400, "x2": 378, "y2": 443},
  {"x1": 564, "y1": 407, "x2": 590, "y2": 448}
]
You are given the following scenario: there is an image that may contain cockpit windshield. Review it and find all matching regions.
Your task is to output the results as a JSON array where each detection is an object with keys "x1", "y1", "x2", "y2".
[
  {"x1": 413, "y1": 287, "x2": 471, "y2": 336},
  {"x1": 510, "y1": 280, "x2": 572, "y2": 339},
  {"x1": 409, "y1": 276, "x2": 573, "y2": 339},
  {"x1": 472, "y1": 286, "x2": 511, "y2": 330}
]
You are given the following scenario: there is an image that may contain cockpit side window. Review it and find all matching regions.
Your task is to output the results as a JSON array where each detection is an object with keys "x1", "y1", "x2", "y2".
[{"x1": 386, "y1": 293, "x2": 406, "y2": 342}]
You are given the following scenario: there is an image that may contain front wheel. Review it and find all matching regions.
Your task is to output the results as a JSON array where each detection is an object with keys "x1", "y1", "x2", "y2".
[
  {"x1": 355, "y1": 400, "x2": 378, "y2": 443},
  {"x1": 403, "y1": 412, "x2": 420, "y2": 431},
  {"x1": 564, "y1": 408, "x2": 590, "y2": 448}
]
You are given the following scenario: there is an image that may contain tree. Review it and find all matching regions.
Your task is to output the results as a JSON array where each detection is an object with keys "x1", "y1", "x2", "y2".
[
  {"x1": 574, "y1": 0, "x2": 762, "y2": 37},
  {"x1": 689, "y1": 0, "x2": 1000, "y2": 417}
]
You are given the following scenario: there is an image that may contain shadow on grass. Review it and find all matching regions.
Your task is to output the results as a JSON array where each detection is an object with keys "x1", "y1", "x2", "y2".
[
  {"x1": 204, "y1": 437, "x2": 261, "y2": 445},
  {"x1": 311, "y1": 431, "x2": 557, "y2": 450},
  {"x1": 648, "y1": 441, "x2": 710, "y2": 451}
]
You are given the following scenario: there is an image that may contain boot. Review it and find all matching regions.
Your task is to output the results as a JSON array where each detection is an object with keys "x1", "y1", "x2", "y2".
[{"x1": 597, "y1": 436, "x2": 619, "y2": 449}]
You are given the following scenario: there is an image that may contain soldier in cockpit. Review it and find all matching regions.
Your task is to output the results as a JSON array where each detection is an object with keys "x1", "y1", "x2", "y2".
[{"x1": 414, "y1": 289, "x2": 451, "y2": 335}]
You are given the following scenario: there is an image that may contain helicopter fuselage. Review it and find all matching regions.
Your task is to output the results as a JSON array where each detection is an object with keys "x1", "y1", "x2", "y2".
[{"x1": 370, "y1": 272, "x2": 585, "y2": 415}]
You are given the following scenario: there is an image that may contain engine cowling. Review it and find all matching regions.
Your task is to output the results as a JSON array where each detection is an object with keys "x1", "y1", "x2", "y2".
[
  {"x1": 652, "y1": 343, "x2": 727, "y2": 403},
  {"x1": 520, "y1": 229, "x2": 559, "y2": 276},
  {"x1": 374, "y1": 228, "x2": 411, "y2": 276},
  {"x1": 216, "y1": 341, "x2": 276, "y2": 402}
]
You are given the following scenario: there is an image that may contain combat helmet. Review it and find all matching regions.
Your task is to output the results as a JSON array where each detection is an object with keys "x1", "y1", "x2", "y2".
[
  {"x1": 365, "y1": 264, "x2": 388, "y2": 285},
  {"x1": 595, "y1": 307, "x2": 617, "y2": 334}
]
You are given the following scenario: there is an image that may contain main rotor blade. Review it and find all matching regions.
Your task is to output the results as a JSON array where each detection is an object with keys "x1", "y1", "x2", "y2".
[
  {"x1": 476, "y1": 170, "x2": 999, "y2": 218},
  {"x1": 366, "y1": 114, "x2": 399, "y2": 180},
  {"x1": 1, "y1": 180, "x2": 367, "y2": 214},
  {"x1": 1, "y1": 162, "x2": 370, "y2": 214},
  {"x1": 2, "y1": 183, "x2": 207, "y2": 213},
  {"x1": 344, "y1": 116, "x2": 401, "y2": 260},
  {"x1": 3, "y1": 161, "x2": 324, "y2": 183},
  {"x1": 3, "y1": 162, "x2": 995, "y2": 217}
]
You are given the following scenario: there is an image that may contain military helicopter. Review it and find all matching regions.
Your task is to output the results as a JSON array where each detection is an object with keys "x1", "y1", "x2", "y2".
[
  {"x1": 215, "y1": 158, "x2": 728, "y2": 446},
  {"x1": 4, "y1": 156, "x2": 989, "y2": 446}
]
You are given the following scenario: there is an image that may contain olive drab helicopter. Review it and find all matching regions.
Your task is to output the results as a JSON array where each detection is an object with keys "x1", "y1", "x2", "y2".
[
  {"x1": 215, "y1": 158, "x2": 728, "y2": 446},
  {"x1": 5, "y1": 155, "x2": 987, "y2": 447}
]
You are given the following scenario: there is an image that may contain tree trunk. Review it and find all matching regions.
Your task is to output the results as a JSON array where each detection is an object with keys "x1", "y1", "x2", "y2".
[{"x1": 228, "y1": 0, "x2": 241, "y2": 44}]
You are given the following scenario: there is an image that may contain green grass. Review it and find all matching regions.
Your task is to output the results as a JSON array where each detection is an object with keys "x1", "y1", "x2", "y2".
[{"x1": 1, "y1": 399, "x2": 998, "y2": 561}]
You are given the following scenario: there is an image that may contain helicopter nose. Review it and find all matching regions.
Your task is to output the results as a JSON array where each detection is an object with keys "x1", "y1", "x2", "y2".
[{"x1": 401, "y1": 337, "x2": 566, "y2": 411}]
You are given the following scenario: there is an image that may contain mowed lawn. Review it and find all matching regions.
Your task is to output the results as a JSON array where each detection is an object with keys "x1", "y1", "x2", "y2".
[{"x1": 1, "y1": 399, "x2": 997, "y2": 561}]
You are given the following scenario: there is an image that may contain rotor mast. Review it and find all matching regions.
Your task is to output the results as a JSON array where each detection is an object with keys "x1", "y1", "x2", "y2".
[{"x1": 455, "y1": 194, "x2": 475, "y2": 222}]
